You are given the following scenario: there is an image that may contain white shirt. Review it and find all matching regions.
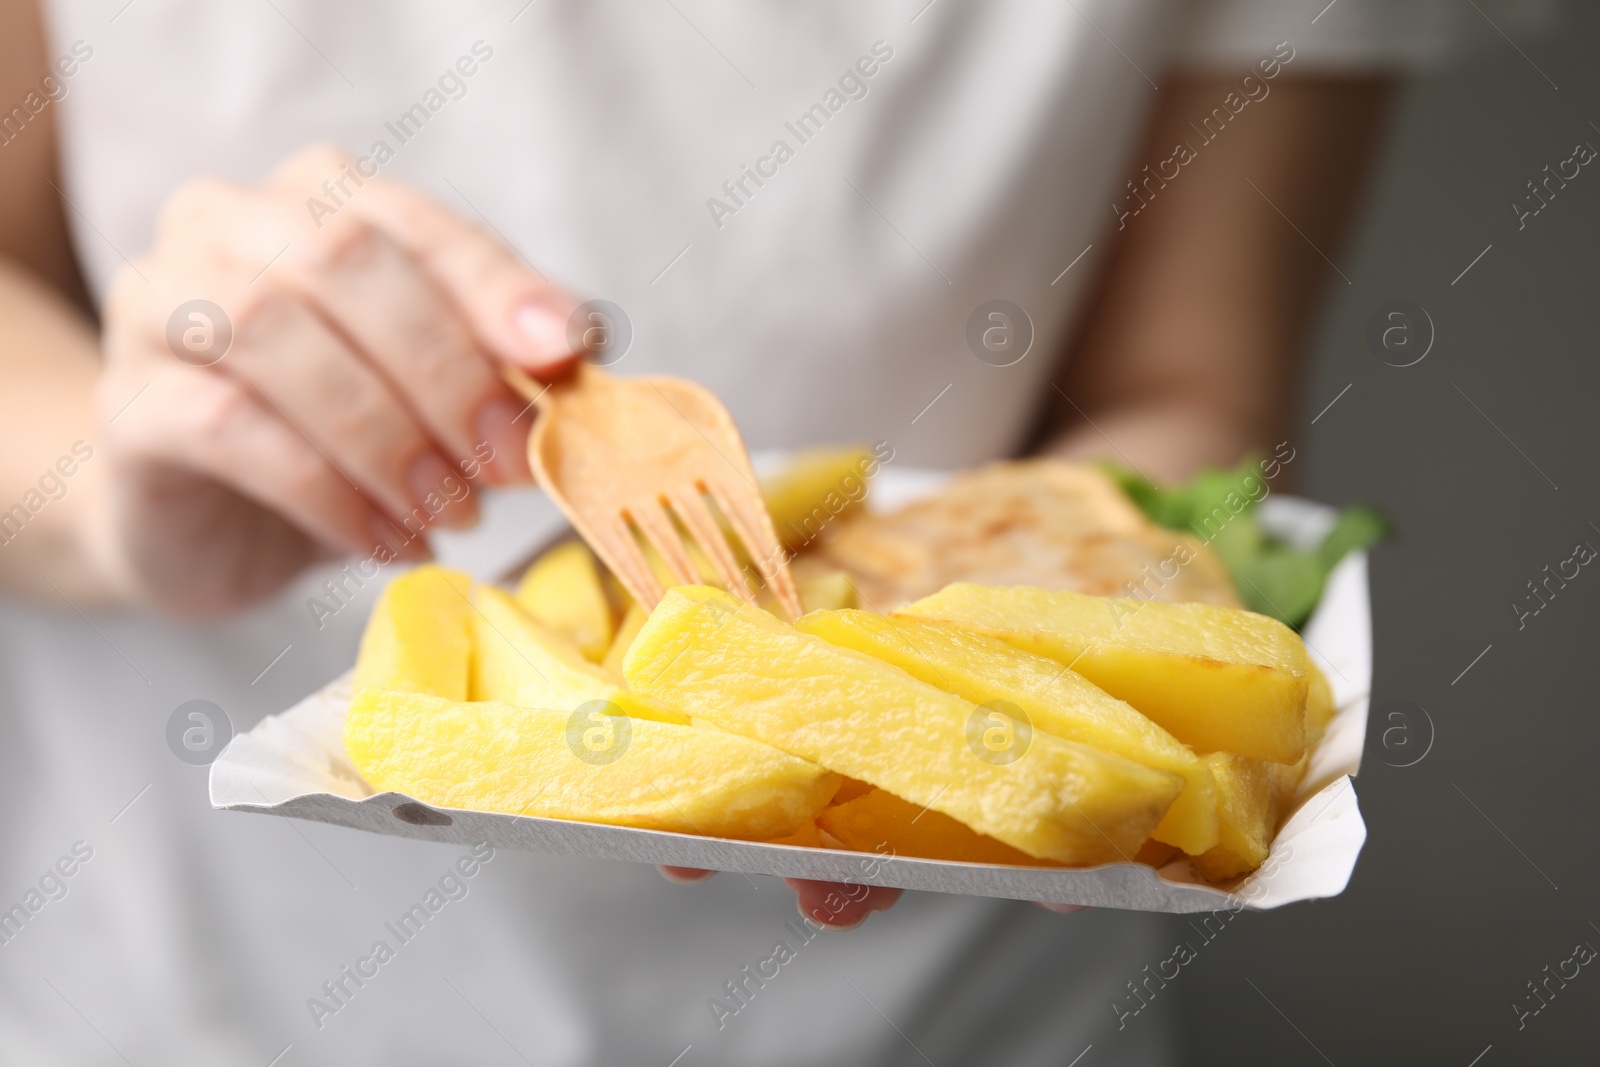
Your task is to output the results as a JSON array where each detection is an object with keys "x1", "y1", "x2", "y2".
[{"x1": 4, "y1": 1, "x2": 1520, "y2": 1062}]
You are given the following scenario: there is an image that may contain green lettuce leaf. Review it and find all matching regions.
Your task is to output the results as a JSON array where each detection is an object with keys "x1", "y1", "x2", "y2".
[{"x1": 1101, "y1": 458, "x2": 1387, "y2": 629}]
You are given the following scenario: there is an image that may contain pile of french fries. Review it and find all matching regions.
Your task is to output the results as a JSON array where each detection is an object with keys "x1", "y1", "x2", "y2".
[{"x1": 344, "y1": 455, "x2": 1335, "y2": 882}]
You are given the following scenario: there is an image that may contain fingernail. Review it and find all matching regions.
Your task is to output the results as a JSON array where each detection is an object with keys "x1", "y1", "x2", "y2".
[
  {"x1": 369, "y1": 513, "x2": 432, "y2": 563},
  {"x1": 512, "y1": 293, "x2": 580, "y2": 369},
  {"x1": 474, "y1": 397, "x2": 533, "y2": 484},
  {"x1": 407, "y1": 450, "x2": 479, "y2": 531},
  {"x1": 805, "y1": 907, "x2": 865, "y2": 931}
]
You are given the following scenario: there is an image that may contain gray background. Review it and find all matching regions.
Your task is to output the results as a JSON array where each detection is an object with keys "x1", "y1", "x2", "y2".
[{"x1": 1179, "y1": 7, "x2": 1600, "y2": 1064}]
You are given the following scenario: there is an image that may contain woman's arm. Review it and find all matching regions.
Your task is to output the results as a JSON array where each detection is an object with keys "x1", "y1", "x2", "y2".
[
  {"x1": 0, "y1": 5, "x2": 588, "y2": 614},
  {"x1": 0, "y1": 259, "x2": 114, "y2": 605},
  {"x1": 1046, "y1": 74, "x2": 1393, "y2": 482},
  {"x1": 0, "y1": 0, "x2": 117, "y2": 604}
]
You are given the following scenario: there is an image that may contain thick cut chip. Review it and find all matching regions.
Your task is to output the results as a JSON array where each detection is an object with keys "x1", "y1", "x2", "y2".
[
  {"x1": 1191, "y1": 752, "x2": 1305, "y2": 882},
  {"x1": 797, "y1": 610, "x2": 1217, "y2": 855},
  {"x1": 514, "y1": 541, "x2": 615, "y2": 661},
  {"x1": 832, "y1": 777, "x2": 876, "y2": 804},
  {"x1": 797, "y1": 571, "x2": 860, "y2": 612},
  {"x1": 1305, "y1": 663, "x2": 1337, "y2": 742},
  {"x1": 344, "y1": 689, "x2": 838, "y2": 839},
  {"x1": 1193, "y1": 663, "x2": 1339, "y2": 881},
  {"x1": 471, "y1": 586, "x2": 686, "y2": 725},
  {"x1": 625, "y1": 587, "x2": 1183, "y2": 865},
  {"x1": 767, "y1": 821, "x2": 824, "y2": 848},
  {"x1": 796, "y1": 572, "x2": 857, "y2": 614},
  {"x1": 601, "y1": 604, "x2": 649, "y2": 679},
  {"x1": 756, "y1": 569, "x2": 861, "y2": 618},
  {"x1": 1135, "y1": 839, "x2": 1180, "y2": 868},
  {"x1": 643, "y1": 540, "x2": 720, "y2": 589},
  {"x1": 899, "y1": 583, "x2": 1309, "y2": 764},
  {"x1": 761, "y1": 446, "x2": 875, "y2": 552},
  {"x1": 353, "y1": 565, "x2": 473, "y2": 699},
  {"x1": 819, "y1": 789, "x2": 1055, "y2": 866}
]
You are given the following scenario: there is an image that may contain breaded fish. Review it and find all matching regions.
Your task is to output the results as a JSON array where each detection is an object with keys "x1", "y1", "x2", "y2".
[{"x1": 810, "y1": 460, "x2": 1240, "y2": 610}]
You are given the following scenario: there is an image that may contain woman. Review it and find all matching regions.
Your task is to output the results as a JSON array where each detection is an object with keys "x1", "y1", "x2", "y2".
[{"x1": 0, "y1": 1, "x2": 1536, "y2": 1062}]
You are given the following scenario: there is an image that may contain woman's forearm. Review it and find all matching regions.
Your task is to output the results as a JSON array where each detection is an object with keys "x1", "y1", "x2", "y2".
[
  {"x1": 0, "y1": 0, "x2": 116, "y2": 604},
  {"x1": 0, "y1": 255, "x2": 118, "y2": 605},
  {"x1": 1045, "y1": 73, "x2": 1393, "y2": 483}
]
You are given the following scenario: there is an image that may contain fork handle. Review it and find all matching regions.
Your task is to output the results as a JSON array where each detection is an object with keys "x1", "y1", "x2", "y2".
[
  {"x1": 501, "y1": 364, "x2": 543, "y2": 404},
  {"x1": 501, "y1": 359, "x2": 603, "y2": 409}
]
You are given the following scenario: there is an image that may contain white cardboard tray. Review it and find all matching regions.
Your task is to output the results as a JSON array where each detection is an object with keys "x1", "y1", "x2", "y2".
[{"x1": 210, "y1": 472, "x2": 1370, "y2": 913}]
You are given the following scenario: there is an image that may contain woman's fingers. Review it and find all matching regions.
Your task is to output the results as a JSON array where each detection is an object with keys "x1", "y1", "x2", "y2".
[
  {"x1": 267, "y1": 146, "x2": 586, "y2": 375},
  {"x1": 143, "y1": 180, "x2": 494, "y2": 528},
  {"x1": 661, "y1": 869, "x2": 1085, "y2": 922},
  {"x1": 265, "y1": 146, "x2": 577, "y2": 481},
  {"x1": 103, "y1": 362, "x2": 413, "y2": 563},
  {"x1": 214, "y1": 285, "x2": 480, "y2": 532},
  {"x1": 269, "y1": 213, "x2": 532, "y2": 484},
  {"x1": 97, "y1": 146, "x2": 584, "y2": 611},
  {"x1": 338, "y1": 173, "x2": 587, "y2": 375},
  {"x1": 660, "y1": 868, "x2": 900, "y2": 929},
  {"x1": 783, "y1": 878, "x2": 902, "y2": 930}
]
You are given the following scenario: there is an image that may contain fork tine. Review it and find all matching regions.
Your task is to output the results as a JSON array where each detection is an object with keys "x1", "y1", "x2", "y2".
[
  {"x1": 667, "y1": 486, "x2": 757, "y2": 605},
  {"x1": 702, "y1": 478, "x2": 803, "y2": 621},
  {"x1": 629, "y1": 499, "x2": 702, "y2": 590},
  {"x1": 589, "y1": 514, "x2": 665, "y2": 610}
]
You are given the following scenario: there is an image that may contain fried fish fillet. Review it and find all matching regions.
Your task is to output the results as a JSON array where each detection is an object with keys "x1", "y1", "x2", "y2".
[{"x1": 811, "y1": 460, "x2": 1240, "y2": 610}]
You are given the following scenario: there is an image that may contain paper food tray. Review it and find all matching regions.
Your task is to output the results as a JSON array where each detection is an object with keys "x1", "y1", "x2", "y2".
[{"x1": 210, "y1": 470, "x2": 1370, "y2": 914}]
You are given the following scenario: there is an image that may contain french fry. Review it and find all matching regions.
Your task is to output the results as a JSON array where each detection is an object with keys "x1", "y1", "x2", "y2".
[
  {"x1": 625, "y1": 587, "x2": 1183, "y2": 865},
  {"x1": 1193, "y1": 665, "x2": 1338, "y2": 880},
  {"x1": 797, "y1": 571, "x2": 859, "y2": 612},
  {"x1": 600, "y1": 604, "x2": 649, "y2": 678},
  {"x1": 760, "y1": 446, "x2": 874, "y2": 552},
  {"x1": 471, "y1": 585, "x2": 685, "y2": 725},
  {"x1": 819, "y1": 789, "x2": 1055, "y2": 866},
  {"x1": 353, "y1": 565, "x2": 473, "y2": 699},
  {"x1": 899, "y1": 583, "x2": 1309, "y2": 764},
  {"x1": 344, "y1": 689, "x2": 838, "y2": 840},
  {"x1": 767, "y1": 821, "x2": 824, "y2": 848},
  {"x1": 514, "y1": 541, "x2": 615, "y2": 662},
  {"x1": 797, "y1": 609, "x2": 1218, "y2": 855}
]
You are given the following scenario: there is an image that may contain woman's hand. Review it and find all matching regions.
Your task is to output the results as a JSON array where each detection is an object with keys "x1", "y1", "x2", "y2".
[
  {"x1": 96, "y1": 146, "x2": 585, "y2": 614},
  {"x1": 661, "y1": 866, "x2": 904, "y2": 930},
  {"x1": 661, "y1": 866, "x2": 1087, "y2": 927}
]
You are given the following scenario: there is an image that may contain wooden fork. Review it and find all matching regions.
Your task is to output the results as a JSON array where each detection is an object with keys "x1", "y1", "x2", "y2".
[{"x1": 504, "y1": 362, "x2": 803, "y2": 620}]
